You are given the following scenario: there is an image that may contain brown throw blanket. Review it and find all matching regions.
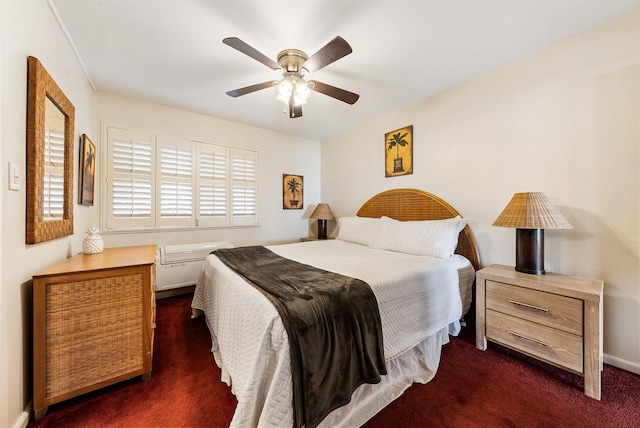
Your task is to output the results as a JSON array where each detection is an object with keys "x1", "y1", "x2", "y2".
[{"x1": 214, "y1": 246, "x2": 387, "y2": 428}]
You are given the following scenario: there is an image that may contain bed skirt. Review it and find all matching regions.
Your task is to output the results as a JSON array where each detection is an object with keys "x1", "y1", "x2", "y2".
[
  {"x1": 320, "y1": 326, "x2": 451, "y2": 427},
  {"x1": 201, "y1": 313, "x2": 452, "y2": 427}
]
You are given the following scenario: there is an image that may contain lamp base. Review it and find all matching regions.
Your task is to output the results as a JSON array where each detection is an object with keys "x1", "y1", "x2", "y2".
[
  {"x1": 317, "y1": 219, "x2": 328, "y2": 239},
  {"x1": 515, "y1": 228, "x2": 545, "y2": 275}
]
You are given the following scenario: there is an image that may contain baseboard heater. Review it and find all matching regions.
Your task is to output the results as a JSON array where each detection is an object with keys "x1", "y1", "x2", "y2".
[{"x1": 155, "y1": 241, "x2": 232, "y2": 291}]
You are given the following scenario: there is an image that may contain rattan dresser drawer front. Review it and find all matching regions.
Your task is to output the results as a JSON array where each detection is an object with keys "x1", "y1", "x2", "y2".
[
  {"x1": 486, "y1": 280, "x2": 583, "y2": 335},
  {"x1": 44, "y1": 273, "x2": 144, "y2": 399},
  {"x1": 33, "y1": 245, "x2": 157, "y2": 420},
  {"x1": 486, "y1": 310, "x2": 583, "y2": 373}
]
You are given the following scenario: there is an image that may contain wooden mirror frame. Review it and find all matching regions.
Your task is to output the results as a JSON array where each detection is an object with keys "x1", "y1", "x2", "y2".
[{"x1": 26, "y1": 56, "x2": 75, "y2": 244}]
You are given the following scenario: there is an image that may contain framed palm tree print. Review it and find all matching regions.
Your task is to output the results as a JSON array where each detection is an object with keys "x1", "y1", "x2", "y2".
[
  {"x1": 283, "y1": 174, "x2": 303, "y2": 209},
  {"x1": 385, "y1": 125, "x2": 413, "y2": 177}
]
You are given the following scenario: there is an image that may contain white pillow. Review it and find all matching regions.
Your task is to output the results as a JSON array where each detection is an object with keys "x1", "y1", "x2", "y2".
[
  {"x1": 336, "y1": 216, "x2": 382, "y2": 247},
  {"x1": 373, "y1": 215, "x2": 467, "y2": 258}
]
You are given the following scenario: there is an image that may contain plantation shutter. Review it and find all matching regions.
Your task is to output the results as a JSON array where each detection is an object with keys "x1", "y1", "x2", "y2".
[
  {"x1": 43, "y1": 127, "x2": 65, "y2": 219},
  {"x1": 106, "y1": 127, "x2": 154, "y2": 229},
  {"x1": 196, "y1": 143, "x2": 228, "y2": 227},
  {"x1": 157, "y1": 136, "x2": 193, "y2": 227},
  {"x1": 104, "y1": 125, "x2": 259, "y2": 231},
  {"x1": 230, "y1": 148, "x2": 258, "y2": 225}
]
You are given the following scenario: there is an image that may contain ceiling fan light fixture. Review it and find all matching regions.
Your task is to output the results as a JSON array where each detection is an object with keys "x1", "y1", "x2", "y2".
[
  {"x1": 295, "y1": 79, "x2": 313, "y2": 101},
  {"x1": 276, "y1": 74, "x2": 312, "y2": 107}
]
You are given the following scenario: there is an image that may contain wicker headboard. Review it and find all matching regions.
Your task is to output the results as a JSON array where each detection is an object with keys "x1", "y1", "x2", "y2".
[{"x1": 356, "y1": 188, "x2": 480, "y2": 270}]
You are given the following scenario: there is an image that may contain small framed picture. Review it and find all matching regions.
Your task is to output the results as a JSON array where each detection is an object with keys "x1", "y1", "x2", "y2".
[
  {"x1": 283, "y1": 174, "x2": 303, "y2": 209},
  {"x1": 79, "y1": 134, "x2": 96, "y2": 206},
  {"x1": 385, "y1": 125, "x2": 413, "y2": 177}
]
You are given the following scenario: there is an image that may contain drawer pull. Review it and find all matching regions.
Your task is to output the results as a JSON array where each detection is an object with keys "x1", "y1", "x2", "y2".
[
  {"x1": 508, "y1": 330, "x2": 548, "y2": 347},
  {"x1": 508, "y1": 299, "x2": 549, "y2": 313}
]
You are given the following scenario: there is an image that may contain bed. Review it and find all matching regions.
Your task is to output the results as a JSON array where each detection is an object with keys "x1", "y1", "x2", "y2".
[{"x1": 192, "y1": 188, "x2": 480, "y2": 427}]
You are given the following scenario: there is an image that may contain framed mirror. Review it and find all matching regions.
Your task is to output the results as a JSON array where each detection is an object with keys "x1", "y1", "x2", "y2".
[{"x1": 26, "y1": 56, "x2": 75, "y2": 244}]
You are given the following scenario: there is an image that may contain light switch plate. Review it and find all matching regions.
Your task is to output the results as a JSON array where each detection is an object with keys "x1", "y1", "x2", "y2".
[{"x1": 9, "y1": 161, "x2": 20, "y2": 191}]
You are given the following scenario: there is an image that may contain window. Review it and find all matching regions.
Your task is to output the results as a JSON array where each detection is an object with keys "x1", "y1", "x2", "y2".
[
  {"x1": 157, "y1": 136, "x2": 193, "y2": 227},
  {"x1": 196, "y1": 142, "x2": 228, "y2": 227},
  {"x1": 105, "y1": 126, "x2": 258, "y2": 230},
  {"x1": 231, "y1": 149, "x2": 258, "y2": 225}
]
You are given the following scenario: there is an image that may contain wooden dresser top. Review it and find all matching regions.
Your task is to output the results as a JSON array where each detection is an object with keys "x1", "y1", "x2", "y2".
[{"x1": 34, "y1": 245, "x2": 157, "y2": 277}]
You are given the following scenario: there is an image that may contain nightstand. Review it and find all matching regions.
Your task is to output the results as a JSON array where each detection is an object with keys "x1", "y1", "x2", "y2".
[
  {"x1": 301, "y1": 237, "x2": 334, "y2": 242},
  {"x1": 476, "y1": 264, "x2": 603, "y2": 400}
]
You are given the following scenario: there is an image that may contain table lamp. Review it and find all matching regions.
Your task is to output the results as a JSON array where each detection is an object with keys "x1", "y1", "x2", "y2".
[
  {"x1": 310, "y1": 203, "x2": 335, "y2": 239},
  {"x1": 493, "y1": 192, "x2": 572, "y2": 275}
]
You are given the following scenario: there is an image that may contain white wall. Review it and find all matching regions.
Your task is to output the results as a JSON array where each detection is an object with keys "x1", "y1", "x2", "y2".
[
  {"x1": 0, "y1": 0, "x2": 6, "y2": 423},
  {"x1": 96, "y1": 92, "x2": 321, "y2": 250},
  {"x1": 1, "y1": 1, "x2": 97, "y2": 427},
  {"x1": 323, "y1": 12, "x2": 640, "y2": 373}
]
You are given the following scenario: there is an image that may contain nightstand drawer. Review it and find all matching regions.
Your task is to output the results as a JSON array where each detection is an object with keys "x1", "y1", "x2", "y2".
[
  {"x1": 486, "y1": 310, "x2": 583, "y2": 373},
  {"x1": 486, "y1": 280, "x2": 583, "y2": 335}
]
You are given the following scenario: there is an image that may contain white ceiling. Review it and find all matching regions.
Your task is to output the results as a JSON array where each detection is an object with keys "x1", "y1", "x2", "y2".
[{"x1": 51, "y1": 0, "x2": 640, "y2": 141}]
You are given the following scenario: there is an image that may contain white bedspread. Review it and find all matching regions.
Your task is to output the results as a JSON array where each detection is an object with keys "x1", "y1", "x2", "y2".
[{"x1": 191, "y1": 240, "x2": 472, "y2": 427}]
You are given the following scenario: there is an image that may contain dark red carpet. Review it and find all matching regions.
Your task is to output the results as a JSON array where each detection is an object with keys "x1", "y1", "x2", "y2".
[{"x1": 30, "y1": 295, "x2": 640, "y2": 427}]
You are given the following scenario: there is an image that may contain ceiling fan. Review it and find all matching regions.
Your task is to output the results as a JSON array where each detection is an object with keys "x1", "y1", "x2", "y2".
[{"x1": 223, "y1": 36, "x2": 359, "y2": 118}]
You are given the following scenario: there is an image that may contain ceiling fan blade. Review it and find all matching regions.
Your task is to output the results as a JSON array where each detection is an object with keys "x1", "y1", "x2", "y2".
[
  {"x1": 309, "y1": 80, "x2": 359, "y2": 105},
  {"x1": 288, "y1": 92, "x2": 303, "y2": 118},
  {"x1": 226, "y1": 81, "x2": 277, "y2": 97},
  {"x1": 223, "y1": 37, "x2": 280, "y2": 70},
  {"x1": 302, "y1": 36, "x2": 352, "y2": 73}
]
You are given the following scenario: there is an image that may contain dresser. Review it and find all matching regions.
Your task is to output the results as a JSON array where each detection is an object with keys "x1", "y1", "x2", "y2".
[
  {"x1": 475, "y1": 264, "x2": 603, "y2": 400},
  {"x1": 33, "y1": 245, "x2": 157, "y2": 419}
]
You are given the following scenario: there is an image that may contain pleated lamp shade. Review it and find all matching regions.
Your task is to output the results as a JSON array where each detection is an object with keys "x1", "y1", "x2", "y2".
[
  {"x1": 493, "y1": 193, "x2": 572, "y2": 229},
  {"x1": 310, "y1": 203, "x2": 335, "y2": 221},
  {"x1": 493, "y1": 192, "x2": 571, "y2": 275},
  {"x1": 310, "y1": 203, "x2": 335, "y2": 239}
]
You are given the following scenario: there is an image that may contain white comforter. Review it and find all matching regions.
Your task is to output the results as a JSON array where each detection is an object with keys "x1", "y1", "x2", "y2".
[{"x1": 191, "y1": 239, "x2": 472, "y2": 427}]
